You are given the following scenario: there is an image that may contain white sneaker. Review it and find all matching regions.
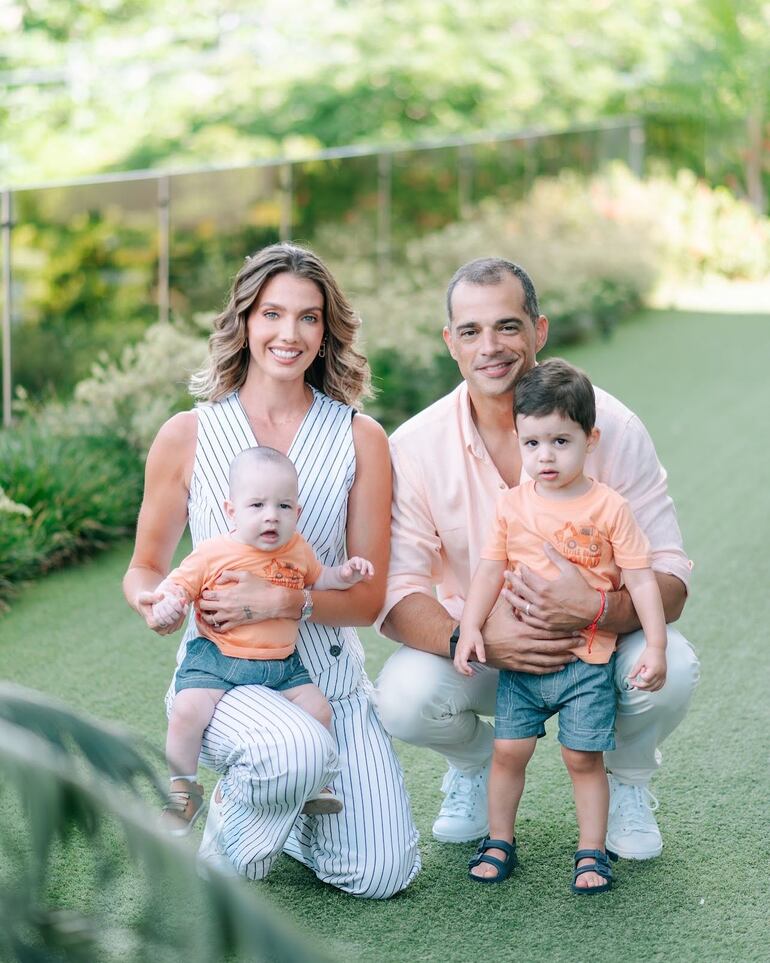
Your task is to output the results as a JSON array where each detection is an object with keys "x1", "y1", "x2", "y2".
[
  {"x1": 431, "y1": 764, "x2": 490, "y2": 843},
  {"x1": 196, "y1": 779, "x2": 238, "y2": 879},
  {"x1": 606, "y1": 774, "x2": 663, "y2": 860}
]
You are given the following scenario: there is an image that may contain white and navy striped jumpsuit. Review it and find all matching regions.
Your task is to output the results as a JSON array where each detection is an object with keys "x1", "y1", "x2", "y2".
[{"x1": 170, "y1": 388, "x2": 421, "y2": 897}]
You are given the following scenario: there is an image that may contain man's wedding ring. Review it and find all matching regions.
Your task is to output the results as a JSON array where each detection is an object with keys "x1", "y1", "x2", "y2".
[{"x1": 525, "y1": 603, "x2": 532, "y2": 617}]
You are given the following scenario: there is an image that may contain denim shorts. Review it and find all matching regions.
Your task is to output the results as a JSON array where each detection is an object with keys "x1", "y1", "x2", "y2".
[
  {"x1": 495, "y1": 656, "x2": 616, "y2": 752},
  {"x1": 174, "y1": 636, "x2": 312, "y2": 694}
]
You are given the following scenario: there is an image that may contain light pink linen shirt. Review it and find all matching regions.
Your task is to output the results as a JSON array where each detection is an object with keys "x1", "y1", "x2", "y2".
[{"x1": 378, "y1": 381, "x2": 691, "y2": 630}]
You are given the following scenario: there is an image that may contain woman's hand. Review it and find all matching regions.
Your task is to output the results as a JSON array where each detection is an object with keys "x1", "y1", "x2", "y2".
[
  {"x1": 134, "y1": 588, "x2": 188, "y2": 636},
  {"x1": 123, "y1": 411, "x2": 196, "y2": 630},
  {"x1": 198, "y1": 571, "x2": 301, "y2": 633}
]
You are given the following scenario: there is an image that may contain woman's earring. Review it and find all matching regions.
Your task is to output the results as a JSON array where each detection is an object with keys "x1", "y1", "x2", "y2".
[
  {"x1": 318, "y1": 338, "x2": 327, "y2": 359},
  {"x1": 242, "y1": 337, "x2": 248, "y2": 350}
]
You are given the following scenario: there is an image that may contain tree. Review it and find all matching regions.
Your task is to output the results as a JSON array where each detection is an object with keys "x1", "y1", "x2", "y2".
[
  {"x1": 653, "y1": 0, "x2": 769, "y2": 211},
  {"x1": 0, "y1": 0, "x2": 689, "y2": 184}
]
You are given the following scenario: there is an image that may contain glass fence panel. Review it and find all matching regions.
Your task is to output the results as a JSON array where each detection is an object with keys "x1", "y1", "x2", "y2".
[
  {"x1": 9, "y1": 178, "x2": 158, "y2": 400},
  {"x1": 291, "y1": 154, "x2": 379, "y2": 253},
  {"x1": 168, "y1": 165, "x2": 283, "y2": 318},
  {"x1": 390, "y1": 145, "x2": 460, "y2": 243},
  {"x1": 469, "y1": 137, "x2": 540, "y2": 206},
  {"x1": 3, "y1": 121, "x2": 643, "y2": 408}
]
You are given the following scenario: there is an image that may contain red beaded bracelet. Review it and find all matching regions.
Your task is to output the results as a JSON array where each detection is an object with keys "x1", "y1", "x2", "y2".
[{"x1": 584, "y1": 589, "x2": 607, "y2": 655}]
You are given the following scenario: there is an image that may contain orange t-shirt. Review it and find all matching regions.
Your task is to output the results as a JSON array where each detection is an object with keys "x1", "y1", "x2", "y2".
[
  {"x1": 168, "y1": 532, "x2": 323, "y2": 660},
  {"x1": 482, "y1": 480, "x2": 651, "y2": 663}
]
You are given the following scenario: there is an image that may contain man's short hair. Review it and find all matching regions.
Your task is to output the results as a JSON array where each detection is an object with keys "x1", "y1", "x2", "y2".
[
  {"x1": 446, "y1": 257, "x2": 540, "y2": 323},
  {"x1": 514, "y1": 358, "x2": 596, "y2": 435},
  {"x1": 228, "y1": 446, "x2": 298, "y2": 495}
]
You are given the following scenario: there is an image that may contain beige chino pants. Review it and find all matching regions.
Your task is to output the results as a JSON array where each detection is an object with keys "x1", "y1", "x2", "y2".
[{"x1": 374, "y1": 627, "x2": 700, "y2": 786}]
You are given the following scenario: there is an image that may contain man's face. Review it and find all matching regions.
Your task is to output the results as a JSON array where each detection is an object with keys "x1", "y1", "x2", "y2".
[{"x1": 443, "y1": 276, "x2": 548, "y2": 400}]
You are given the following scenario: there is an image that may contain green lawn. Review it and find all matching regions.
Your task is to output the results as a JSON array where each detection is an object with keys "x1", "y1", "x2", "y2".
[{"x1": 2, "y1": 308, "x2": 769, "y2": 962}]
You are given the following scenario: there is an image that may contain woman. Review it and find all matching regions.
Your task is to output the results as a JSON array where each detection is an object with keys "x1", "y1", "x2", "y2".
[{"x1": 124, "y1": 243, "x2": 419, "y2": 897}]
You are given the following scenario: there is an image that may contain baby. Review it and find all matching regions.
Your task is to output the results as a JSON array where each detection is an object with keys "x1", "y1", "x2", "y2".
[
  {"x1": 455, "y1": 358, "x2": 667, "y2": 894},
  {"x1": 153, "y1": 445, "x2": 373, "y2": 834}
]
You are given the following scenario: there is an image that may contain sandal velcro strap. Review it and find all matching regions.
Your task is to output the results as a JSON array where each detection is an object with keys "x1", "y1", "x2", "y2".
[
  {"x1": 574, "y1": 848, "x2": 612, "y2": 868},
  {"x1": 468, "y1": 836, "x2": 518, "y2": 884},
  {"x1": 574, "y1": 863, "x2": 611, "y2": 881},
  {"x1": 571, "y1": 848, "x2": 615, "y2": 894},
  {"x1": 477, "y1": 838, "x2": 516, "y2": 858}
]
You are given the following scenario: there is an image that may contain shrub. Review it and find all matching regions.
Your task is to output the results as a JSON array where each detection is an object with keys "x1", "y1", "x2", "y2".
[
  {"x1": 323, "y1": 165, "x2": 770, "y2": 422},
  {"x1": 0, "y1": 425, "x2": 144, "y2": 607},
  {"x1": 25, "y1": 320, "x2": 208, "y2": 453},
  {"x1": 0, "y1": 490, "x2": 37, "y2": 602},
  {"x1": 592, "y1": 165, "x2": 770, "y2": 282}
]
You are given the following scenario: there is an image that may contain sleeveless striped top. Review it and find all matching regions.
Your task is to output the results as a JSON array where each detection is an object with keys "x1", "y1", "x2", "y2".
[{"x1": 179, "y1": 387, "x2": 367, "y2": 700}]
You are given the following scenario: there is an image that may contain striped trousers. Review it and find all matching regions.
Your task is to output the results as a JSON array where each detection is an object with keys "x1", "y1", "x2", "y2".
[{"x1": 199, "y1": 681, "x2": 421, "y2": 898}]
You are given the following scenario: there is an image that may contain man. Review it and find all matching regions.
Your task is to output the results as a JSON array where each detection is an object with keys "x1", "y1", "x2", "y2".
[{"x1": 375, "y1": 257, "x2": 699, "y2": 859}]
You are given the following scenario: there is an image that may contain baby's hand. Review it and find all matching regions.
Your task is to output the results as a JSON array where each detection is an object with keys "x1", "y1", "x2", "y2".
[
  {"x1": 340, "y1": 556, "x2": 375, "y2": 584},
  {"x1": 151, "y1": 582, "x2": 189, "y2": 628},
  {"x1": 626, "y1": 646, "x2": 667, "y2": 692},
  {"x1": 454, "y1": 630, "x2": 486, "y2": 677}
]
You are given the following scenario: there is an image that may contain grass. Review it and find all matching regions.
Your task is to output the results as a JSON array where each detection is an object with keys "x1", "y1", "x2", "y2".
[{"x1": 1, "y1": 308, "x2": 769, "y2": 962}]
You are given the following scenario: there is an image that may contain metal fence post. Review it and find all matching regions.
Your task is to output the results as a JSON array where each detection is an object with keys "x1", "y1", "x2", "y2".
[
  {"x1": 279, "y1": 164, "x2": 293, "y2": 242},
  {"x1": 629, "y1": 122, "x2": 646, "y2": 177},
  {"x1": 458, "y1": 144, "x2": 473, "y2": 219},
  {"x1": 377, "y1": 152, "x2": 392, "y2": 284},
  {"x1": 157, "y1": 176, "x2": 170, "y2": 324},
  {"x1": 1, "y1": 190, "x2": 12, "y2": 428}
]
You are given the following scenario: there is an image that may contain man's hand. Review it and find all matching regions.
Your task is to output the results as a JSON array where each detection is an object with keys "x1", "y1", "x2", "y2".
[
  {"x1": 481, "y1": 596, "x2": 578, "y2": 674},
  {"x1": 501, "y1": 543, "x2": 599, "y2": 633},
  {"x1": 198, "y1": 571, "x2": 298, "y2": 632}
]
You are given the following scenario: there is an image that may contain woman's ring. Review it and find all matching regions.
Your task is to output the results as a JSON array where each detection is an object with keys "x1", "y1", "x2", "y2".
[{"x1": 525, "y1": 603, "x2": 532, "y2": 617}]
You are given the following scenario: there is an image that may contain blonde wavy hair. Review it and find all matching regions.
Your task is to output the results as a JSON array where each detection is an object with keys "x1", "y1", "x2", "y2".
[{"x1": 189, "y1": 243, "x2": 372, "y2": 407}]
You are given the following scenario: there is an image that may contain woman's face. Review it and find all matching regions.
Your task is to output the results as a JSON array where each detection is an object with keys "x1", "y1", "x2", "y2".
[{"x1": 245, "y1": 272, "x2": 325, "y2": 382}]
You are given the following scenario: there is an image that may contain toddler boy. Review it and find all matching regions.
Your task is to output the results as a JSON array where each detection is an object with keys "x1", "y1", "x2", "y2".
[{"x1": 455, "y1": 359, "x2": 667, "y2": 893}]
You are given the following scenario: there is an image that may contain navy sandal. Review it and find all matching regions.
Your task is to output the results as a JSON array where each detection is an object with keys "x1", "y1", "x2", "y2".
[
  {"x1": 571, "y1": 848, "x2": 618, "y2": 895},
  {"x1": 468, "y1": 836, "x2": 518, "y2": 884}
]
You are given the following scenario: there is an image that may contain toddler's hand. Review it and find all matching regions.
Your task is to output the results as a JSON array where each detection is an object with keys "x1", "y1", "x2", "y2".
[
  {"x1": 626, "y1": 646, "x2": 667, "y2": 691},
  {"x1": 454, "y1": 630, "x2": 486, "y2": 677},
  {"x1": 340, "y1": 556, "x2": 375, "y2": 584}
]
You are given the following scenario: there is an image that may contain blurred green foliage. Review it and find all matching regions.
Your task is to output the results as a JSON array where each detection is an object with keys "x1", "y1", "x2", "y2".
[
  {"x1": 2, "y1": 0, "x2": 767, "y2": 204},
  {"x1": 0, "y1": 423, "x2": 144, "y2": 606},
  {"x1": 10, "y1": 209, "x2": 156, "y2": 396}
]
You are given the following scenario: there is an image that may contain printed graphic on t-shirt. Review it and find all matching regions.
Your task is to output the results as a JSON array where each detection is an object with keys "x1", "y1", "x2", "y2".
[
  {"x1": 555, "y1": 522, "x2": 603, "y2": 569},
  {"x1": 266, "y1": 559, "x2": 305, "y2": 588}
]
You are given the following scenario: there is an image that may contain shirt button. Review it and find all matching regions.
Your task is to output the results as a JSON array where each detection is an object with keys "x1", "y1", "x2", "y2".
[
  {"x1": 499, "y1": 482, "x2": 506, "y2": 489},
  {"x1": 329, "y1": 644, "x2": 342, "y2": 657}
]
